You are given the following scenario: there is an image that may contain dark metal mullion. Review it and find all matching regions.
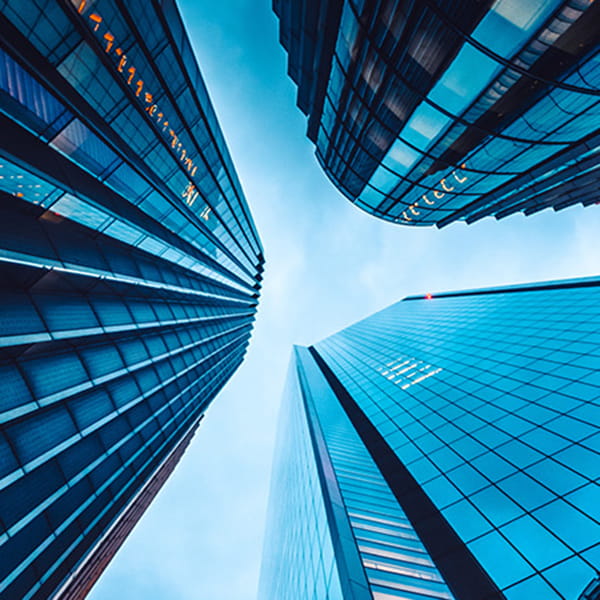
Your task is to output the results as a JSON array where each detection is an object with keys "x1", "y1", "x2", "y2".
[
  {"x1": 335, "y1": 0, "x2": 421, "y2": 177},
  {"x1": 138, "y1": 0, "x2": 260, "y2": 266},
  {"x1": 520, "y1": 171, "x2": 600, "y2": 217},
  {"x1": 466, "y1": 155, "x2": 600, "y2": 222},
  {"x1": 119, "y1": 0, "x2": 260, "y2": 266},
  {"x1": 438, "y1": 129, "x2": 600, "y2": 227},
  {"x1": 316, "y1": 113, "x2": 482, "y2": 215},
  {"x1": 316, "y1": 16, "x2": 585, "y2": 221},
  {"x1": 428, "y1": 6, "x2": 600, "y2": 185},
  {"x1": 308, "y1": 346, "x2": 506, "y2": 600},
  {"x1": 348, "y1": 1, "x2": 589, "y2": 216},
  {"x1": 419, "y1": 0, "x2": 600, "y2": 96},
  {"x1": 402, "y1": 278, "x2": 600, "y2": 302},
  {"x1": 0, "y1": 113, "x2": 254, "y2": 293},
  {"x1": 52, "y1": 3, "x2": 256, "y2": 280},
  {"x1": 324, "y1": 0, "x2": 577, "y2": 192},
  {"x1": 334, "y1": 0, "x2": 487, "y2": 196},
  {"x1": 295, "y1": 347, "x2": 373, "y2": 600},
  {"x1": 0, "y1": 60, "x2": 248, "y2": 294},
  {"x1": 52, "y1": 420, "x2": 199, "y2": 600}
]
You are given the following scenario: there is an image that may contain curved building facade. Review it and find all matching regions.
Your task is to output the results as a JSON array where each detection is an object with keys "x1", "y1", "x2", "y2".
[
  {"x1": 0, "y1": 1, "x2": 263, "y2": 598},
  {"x1": 274, "y1": 0, "x2": 600, "y2": 226}
]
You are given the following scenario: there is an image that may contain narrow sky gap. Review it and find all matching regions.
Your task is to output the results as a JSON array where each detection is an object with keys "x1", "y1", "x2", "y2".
[{"x1": 89, "y1": 1, "x2": 600, "y2": 599}]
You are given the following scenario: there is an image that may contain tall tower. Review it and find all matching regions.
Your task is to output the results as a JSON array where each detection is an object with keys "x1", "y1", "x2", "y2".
[
  {"x1": 0, "y1": 1, "x2": 263, "y2": 598},
  {"x1": 274, "y1": 0, "x2": 600, "y2": 226},
  {"x1": 260, "y1": 278, "x2": 600, "y2": 600}
]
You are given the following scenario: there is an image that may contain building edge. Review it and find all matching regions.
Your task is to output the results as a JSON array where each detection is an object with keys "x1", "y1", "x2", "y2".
[
  {"x1": 307, "y1": 346, "x2": 505, "y2": 600},
  {"x1": 52, "y1": 419, "x2": 201, "y2": 600}
]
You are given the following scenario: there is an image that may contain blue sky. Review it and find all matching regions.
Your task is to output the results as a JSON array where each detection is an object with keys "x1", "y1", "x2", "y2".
[{"x1": 89, "y1": 2, "x2": 600, "y2": 599}]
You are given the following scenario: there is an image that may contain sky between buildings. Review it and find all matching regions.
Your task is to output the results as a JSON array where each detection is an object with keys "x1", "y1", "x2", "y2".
[{"x1": 89, "y1": 1, "x2": 600, "y2": 599}]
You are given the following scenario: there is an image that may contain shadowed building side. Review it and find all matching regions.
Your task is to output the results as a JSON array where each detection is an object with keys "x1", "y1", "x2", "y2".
[
  {"x1": 54, "y1": 422, "x2": 199, "y2": 600},
  {"x1": 0, "y1": 0, "x2": 263, "y2": 598}
]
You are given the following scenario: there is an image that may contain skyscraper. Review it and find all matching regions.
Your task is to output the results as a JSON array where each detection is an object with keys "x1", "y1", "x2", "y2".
[
  {"x1": 259, "y1": 278, "x2": 600, "y2": 600},
  {"x1": 0, "y1": 1, "x2": 263, "y2": 598},
  {"x1": 274, "y1": 0, "x2": 600, "y2": 226}
]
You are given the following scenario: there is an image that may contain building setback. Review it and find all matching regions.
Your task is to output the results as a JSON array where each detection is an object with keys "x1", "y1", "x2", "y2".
[
  {"x1": 0, "y1": 1, "x2": 263, "y2": 598},
  {"x1": 274, "y1": 0, "x2": 600, "y2": 226},
  {"x1": 259, "y1": 278, "x2": 600, "y2": 600}
]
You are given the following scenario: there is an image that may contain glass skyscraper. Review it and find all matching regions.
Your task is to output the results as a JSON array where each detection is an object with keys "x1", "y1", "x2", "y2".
[
  {"x1": 259, "y1": 278, "x2": 600, "y2": 600},
  {"x1": 0, "y1": 1, "x2": 263, "y2": 598},
  {"x1": 274, "y1": 0, "x2": 600, "y2": 226}
]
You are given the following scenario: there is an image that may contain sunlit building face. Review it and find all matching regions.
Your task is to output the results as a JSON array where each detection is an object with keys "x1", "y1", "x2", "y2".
[
  {"x1": 259, "y1": 277, "x2": 600, "y2": 600},
  {"x1": 274, "y1": 0, "x2": 600, "y2": 226}
]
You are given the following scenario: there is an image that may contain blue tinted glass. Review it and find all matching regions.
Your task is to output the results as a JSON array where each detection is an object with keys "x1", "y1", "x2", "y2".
[
  {"x1": 443, "y1": 499, "x2": 492, "y2": 542},
  {"x1": 422, "y1": 475, "x2": 462, "y2": 507},
  {"x1": 447, "y1": 463, "x2": 489, "y2": 494},
  {"x1": 472, "y1": 452, "x2": 515, "y2": 481},
  {"x1": 51, "y1": 119, "x2": 119, "y2": 175},
  {"x1": 49, "y1": 194, "x2": 111, "y2": 231},
  {"x1": 555, "y1": 444, "x2": 598, "y2": 480},
  {"x1": 468, "y1": 531, "x2": 533, "y2": 588},
  {"x1": 429, "y1": 45, "x2": 501, "y2": 116},
  {"x1": 534, "y1": 500, "x2": 600, "y2": 552},
  {"x1": 565, "y1": 483, "x2": 600, "y2": 517},
  {"x1": 402, "y1": 102, "x2": 451, "y2": 150},
  {"x1": 382, "y1": 139, "x2": 421, "y2": 176},
  {"x1": 472, "y1": 0, "x2": 562, "y2": 58},
  {"x1": 526, "y1": 459, "x2": 586, "y2": 496},
  {"x1": 501, "y1": 515, "x2": 570, "y2": 570},
  {"x1": 504, "y1": 575, "x2": 562, "y2": 600},
  {"x1": 470, "y1": 486, "x2": 522, "y2": 527},
  {"x1": 313, "y1": 281, "x2": 600, "y2": 596},
  {"x1": 498, "y1": 439, "x2": 544, "y2": 468},
  {"x1": 544, "y1": 557, "x2": 596, "y2": 600},
  {"x1": 369, "y1": 164, "x2": 399, "y2": 194}
]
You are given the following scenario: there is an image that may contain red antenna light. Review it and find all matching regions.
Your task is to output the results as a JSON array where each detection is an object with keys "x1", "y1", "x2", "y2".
[{"x1": 425, "y1": 293, "x2": 433, "y2": 300}]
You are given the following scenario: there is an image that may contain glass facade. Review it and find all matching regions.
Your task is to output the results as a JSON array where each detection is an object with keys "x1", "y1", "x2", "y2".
[
  {"x1": 0, "y1": 1, "x2": 263, "y2": 598},
  {"x1": 274, "y1": 0, "x2": 600, "y2": 226},
  {"x1": 261, "y1": 278, "x2": 600, "y2": 600},
  {"x1": 258, "y1": 358, "x2": 346, "y2": 600}
]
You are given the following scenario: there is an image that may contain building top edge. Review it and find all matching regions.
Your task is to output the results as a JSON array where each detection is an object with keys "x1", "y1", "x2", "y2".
[{"x1": 403, "y1": 275, "x2": 600, "y2": 302}]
